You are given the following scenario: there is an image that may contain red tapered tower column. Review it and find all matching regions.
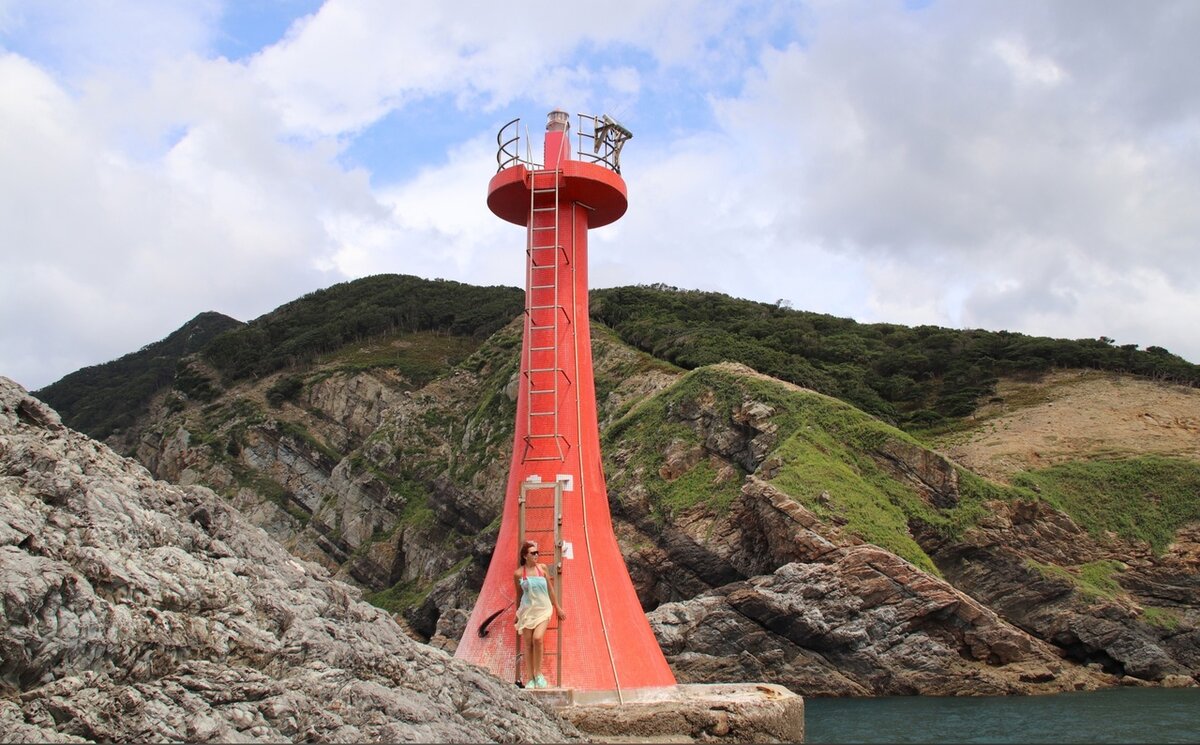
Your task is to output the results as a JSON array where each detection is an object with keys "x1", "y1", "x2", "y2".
[{"x1": 455, "y1": 111, "x2": 675, "y2": 693}]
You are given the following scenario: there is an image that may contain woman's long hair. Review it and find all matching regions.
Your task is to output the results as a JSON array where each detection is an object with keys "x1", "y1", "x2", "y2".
[{"x1": 519, "y1": 540, "x2": 537, "y2": 565}]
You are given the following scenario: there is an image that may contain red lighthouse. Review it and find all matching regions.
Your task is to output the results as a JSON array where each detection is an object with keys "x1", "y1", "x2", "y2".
[{"x1": 455, "y1": 110, "x2": 676, "y2": 695}]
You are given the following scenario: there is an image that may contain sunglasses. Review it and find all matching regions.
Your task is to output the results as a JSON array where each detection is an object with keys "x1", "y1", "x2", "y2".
[{"x1": 528, "y1": 550, "x2": 540, "y2": 555}]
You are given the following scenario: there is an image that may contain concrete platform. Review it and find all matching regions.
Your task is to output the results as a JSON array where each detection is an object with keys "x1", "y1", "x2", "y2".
[{"x1": 527, "y1": 683, "x2": 804, "y2": 743}]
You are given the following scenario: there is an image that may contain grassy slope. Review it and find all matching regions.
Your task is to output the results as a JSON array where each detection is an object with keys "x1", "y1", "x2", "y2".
[
  {"x1": 1014, "y1": 457, "x2": 1200, "y2": 555},
  {"x1": 605, "y1": 363, "x2": 1200, "y2": 578},
  {"x1": 606, "y1": 364, "x2": 1003, "y2": 575}
]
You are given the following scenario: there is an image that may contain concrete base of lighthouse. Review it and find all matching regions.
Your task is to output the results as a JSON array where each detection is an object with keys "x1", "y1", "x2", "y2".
[{"x1": 526, "y1": 683, "x2": 804, "y2": 743}]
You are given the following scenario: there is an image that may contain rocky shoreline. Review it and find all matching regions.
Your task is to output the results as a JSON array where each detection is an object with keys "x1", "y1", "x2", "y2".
[{"x1": 1, "y1": 378, "x2": 580, "y2": 743}]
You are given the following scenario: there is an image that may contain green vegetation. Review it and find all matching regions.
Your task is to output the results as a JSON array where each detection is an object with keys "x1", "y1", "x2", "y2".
[
  {"x1": 603, "y1": 370, "x2": 746, "y2": 525},
  {"x1": 592, "y1": 285, "x2": 1200, "y2": 427},
  {"x1": 1078, "y1": 559, "x2": 1126, "y2": 599},
  {"x1": 34, "y1": 311, "x2": 241, "y2": 439},
  {"x1": 45, "y1": 277, "x2": 1198, "y2": 448},
  {"x1": 267, "y1": 375, "x2": 304, "y2": 407},
  {"x1": 1013, "y1": 457, "x2": 1200, "y2": 554},
  {"x1": 1024, "y1": 558, "x2": 1126, "y2": 602},
  {"x1": 1141, "y1": 605, "x2": 1182, "y2": 631},
  {"x1": 604, "y1": 364, "x2": 1014, "y2": 574},
  {"x1": 276, "y1": 419, "x2": 342, "y2": 465},
  {"x1": 204, "y1": 274, "x2": 522, "y2": 382},
  {"x1": 227, "y1": 460, "x2": 310, "y2": 524},
  {"x1": 366, "y1": 557, "x2": 472, "y2": 614},
  {"x1": 348, "y1": 452, "x2": 438, "y2": 530},
  {"x1": 662, "y1": 457, "x2": 744, "y2": 515},
  {"x1": 366, "y1": 577, "x2": 431, "y2": 615},
  {"x1": 318, "y1": 328, "x2": 482, "y2": 388},
  {"x1": 448, "y1": 321, "x2": 522, "y2": 485},
  {"x1": 770, "y1": 430, "x2": 937, "y2": 574},
  {"x1": 591, "y1": 322, "x2": 684, "y2": 421}
]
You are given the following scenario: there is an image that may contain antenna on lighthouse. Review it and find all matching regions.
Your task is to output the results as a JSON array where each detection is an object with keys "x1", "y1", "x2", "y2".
[{"x1": 593, "y1": 114, "x2": 633, "y2": 173}]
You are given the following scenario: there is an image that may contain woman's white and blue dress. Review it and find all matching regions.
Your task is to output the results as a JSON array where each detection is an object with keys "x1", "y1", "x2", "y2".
[{"x1": 515, "y1": 567, "x2": 553, "y2": 632}]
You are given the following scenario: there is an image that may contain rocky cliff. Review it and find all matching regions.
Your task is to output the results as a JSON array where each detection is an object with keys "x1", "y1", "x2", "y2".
[
  {"x1": 610, "y1": 365, "x2": 1197, "y2": 692},
  {"x1": 0, "y1": 377, "x2": 580, "y2": 743},
  {"x1": 38, "y1": 316, "x2": 1200, "y2": 700}
]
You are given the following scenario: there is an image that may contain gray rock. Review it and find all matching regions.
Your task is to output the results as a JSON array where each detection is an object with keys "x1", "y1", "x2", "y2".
[
  {"x1": 1, "y1": 377, "x2": 580, "y2": 743},
  {"x1": 647, "y1": 479, "x2": 1114, "y2": 696}
]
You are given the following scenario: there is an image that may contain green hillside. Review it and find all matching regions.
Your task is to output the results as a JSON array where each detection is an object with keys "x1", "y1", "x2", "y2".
[
  {"x1": 591, "y1": 284, "x2": 1200, "y2": 428},
  {"x1": 40, "y1": 275, "x2": 1200, "y2": 444},
  {"x1": 203, "y1": 274, "x2": 523, "y2": 382},
  {"x1": 37, "y1": 275, "x2": 524, "y2": 441},
  {"x1": 33, "y1": 311, "x2": 242, "y2": 439},
  {"x1": 604, "y1": 364, "x2": 1002, "y2": 575},
  {"x1": 604, "y1": 363, "x2": 1200, "y2": 576}
]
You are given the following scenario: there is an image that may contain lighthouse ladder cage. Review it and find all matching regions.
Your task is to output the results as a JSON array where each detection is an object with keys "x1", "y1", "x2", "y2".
[
  {"x1": 522, "y1": 163, "x2": 571, "y2": 462},
  {"x1": 515, "y1": 479, "x2": 564, "y2": 686}
]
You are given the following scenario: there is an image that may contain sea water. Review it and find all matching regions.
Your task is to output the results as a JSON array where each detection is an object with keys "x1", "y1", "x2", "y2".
[{"x1": 804, "y1": 688, "x2": 1200, "y2": 744}]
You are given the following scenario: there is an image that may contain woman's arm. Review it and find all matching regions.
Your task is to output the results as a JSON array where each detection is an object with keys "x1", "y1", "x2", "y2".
[
  {"x1": 513, "y1": 570, "x2": 523, "y2": 603},
  {"x1": 547, "y1": 569, "x2": 566, "y2": 620}
]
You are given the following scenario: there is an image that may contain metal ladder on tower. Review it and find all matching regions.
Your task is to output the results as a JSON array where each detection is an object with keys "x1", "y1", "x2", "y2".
[
  {"x1": 514, "y1": 479, "x2": 564, "y2": 686},
  {"x1": 522, "y1": 168, "x2": 571, "y2": 463}
]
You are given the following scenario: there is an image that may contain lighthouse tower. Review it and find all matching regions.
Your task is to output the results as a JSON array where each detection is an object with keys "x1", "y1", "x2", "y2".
[{"x1": 455, "y1": 110, "x2": 676, "y2": 695}]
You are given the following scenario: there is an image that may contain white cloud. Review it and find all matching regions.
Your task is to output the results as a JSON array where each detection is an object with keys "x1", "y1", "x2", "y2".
[
  {"x1": 328, "y1": 135, "x2": 519, "y2": 286},
  {"x1": 0, "y1": 0, "x2": 220, "y2": 80},
  {"x1": 699, "y1": 1, "x2": 1200, "y2": 360},
  {"x1": 3, "y1": 0, "x2": 1200, "y2": 393},
  {"x1": 0, "y1": 49, "x2": 373, "y2": 389},
  {"x1": 990, "y1": 38, "x2": 1066, "y2": 87}
]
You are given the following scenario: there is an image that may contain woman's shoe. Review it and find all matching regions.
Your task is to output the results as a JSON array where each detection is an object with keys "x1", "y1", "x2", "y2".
[{"x1": 534, "y1": 674, "x2": 547, "y2": 688}]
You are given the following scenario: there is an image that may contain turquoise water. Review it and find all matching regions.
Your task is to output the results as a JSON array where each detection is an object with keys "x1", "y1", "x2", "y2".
[{"x1": 804, "y1": 688, "x2": 1200, "y2": 744}]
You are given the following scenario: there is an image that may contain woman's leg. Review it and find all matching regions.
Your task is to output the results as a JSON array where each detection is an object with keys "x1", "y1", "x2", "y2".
[
  {"x1": 531, "y1": 619, "x2": 549, "y2": 683},
  {"x1": 521, "y1": 628, "x2": 534, "y2": 683}
]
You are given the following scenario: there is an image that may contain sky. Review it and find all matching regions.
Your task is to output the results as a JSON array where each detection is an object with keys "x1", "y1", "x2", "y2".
[{"x1": 2, "y1": 0, "x2": 1199, "y2": 391}]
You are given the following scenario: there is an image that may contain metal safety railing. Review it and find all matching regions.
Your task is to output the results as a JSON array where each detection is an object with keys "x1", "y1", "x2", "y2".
[
  {"x1": 496, "y1": 118, "x2": 535, "y2": 171},
  {"x1": 574, "y1": 113, "x2": 632, "y2": 174},
  {"x1": 495, "y1": 114, "x2": 632, "y2": 174}
]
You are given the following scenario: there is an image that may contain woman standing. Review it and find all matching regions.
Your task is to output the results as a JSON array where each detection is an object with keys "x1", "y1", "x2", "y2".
[{"x1": 513, "y1": 540, "x2": 565, "y2": 688}]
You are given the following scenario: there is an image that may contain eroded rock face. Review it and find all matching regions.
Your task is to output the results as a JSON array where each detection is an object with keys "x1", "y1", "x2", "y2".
[
  {"x1": 0, "y1": 377, "x2": 579, "y2": 743},
  {"x1": 647, "y1": 479, "x2": 1113, "y2": 696},
  {"x1": 305, "y1": 371, "x2": 408, "y2": 453},
  {"x1": 923, "y1": 499, "x2": 1199, "y2": 682}
]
